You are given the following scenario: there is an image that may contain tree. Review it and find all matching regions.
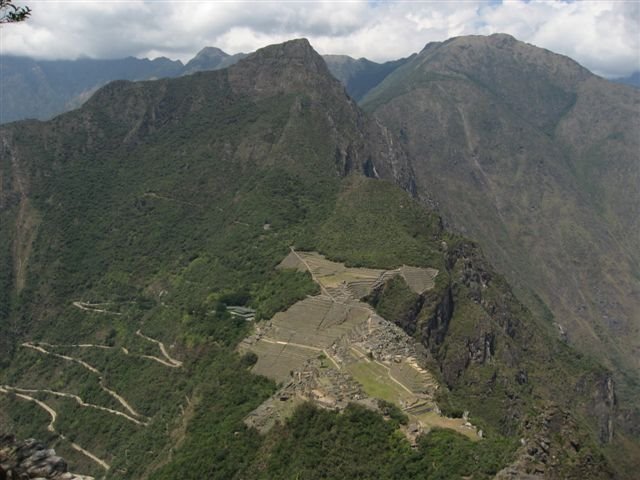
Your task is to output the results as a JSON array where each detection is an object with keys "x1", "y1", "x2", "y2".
[{"x1": 0, "y1": 0, "x2": 30, "y2": 24}]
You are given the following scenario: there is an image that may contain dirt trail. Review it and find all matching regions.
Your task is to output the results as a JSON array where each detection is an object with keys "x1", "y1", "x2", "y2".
[
  {"x1": 143, "y1": 192, "x2": 202, "y2": 208},
  {"x1": 373, "y1": 360, "x2": 414, "y2": 395},
  {"x1": 72, "y1": 300, "x2": 183, "y2": 368},
  {"x1": 21, "y1": 342, "x2": 146, "y2": 420},
  {"x1": 72, "y1": 301, "x2": 122, "y2": 315},
  {"x1": 39, "y1": 341, "x2": 180, "y2": 369},
  {"x1": 136, "y1": 330, "x2": 183, "y2": 367},
  {"x1": 260, "y1": 337, "x2": 322, "y2": 351},
  {"x1": 0, "y1": 386, "x2": 110, "y2": 471},
  {"x1": 23, "y1": 343, "x2": 100, "y2": 374},
  {"x1": 1, "y1": 385, "x2": 145, "y2": 426}
]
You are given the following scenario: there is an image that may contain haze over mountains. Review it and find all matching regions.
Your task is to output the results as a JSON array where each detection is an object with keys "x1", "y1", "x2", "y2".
[
  {"x1": 0, "y1": 46, "x2": 413, "y2": 124},
  {"x1": 0, "y1": 34, "x2": 638, "y2": 479}
]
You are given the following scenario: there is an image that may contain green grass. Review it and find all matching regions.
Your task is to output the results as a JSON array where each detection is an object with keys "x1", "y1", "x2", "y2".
[{"x1": 347, "y1": 360, "x2": 413, "y2": 405}]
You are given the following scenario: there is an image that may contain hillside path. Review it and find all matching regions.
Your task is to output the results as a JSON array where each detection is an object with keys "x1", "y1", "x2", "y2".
[
  {"x1": 21, "y1": 342, "x2": 146, "y2": 420},
  {"x1": 0, "y1": 386, "x2": 110, "y2": 470}
]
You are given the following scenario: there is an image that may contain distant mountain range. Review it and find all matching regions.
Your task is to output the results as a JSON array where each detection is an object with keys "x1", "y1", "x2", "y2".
[
  {"x1": 612, "y1": 71, "x2": 640, "y2": 88},
  {"x1": 323, "y1": 54, "x2": 415, "y2": 101},
  {"x1": 1, "y1": 47, "x2": 414, "y2": 124}
]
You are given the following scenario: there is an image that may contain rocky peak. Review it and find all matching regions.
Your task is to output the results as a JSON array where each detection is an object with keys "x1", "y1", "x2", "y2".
[
  {"x1": 228, "y1": 38, "x2": 336, "y2": 98},
  {"x1": 181, "y1": 46, "x2": 246, "y2": 75},
  {"x1": 193, "y1": 46, "x2": 229, "y2": 60},
  {"x1": 419, "y1": 33, "x2": 592, "y2": 89}
]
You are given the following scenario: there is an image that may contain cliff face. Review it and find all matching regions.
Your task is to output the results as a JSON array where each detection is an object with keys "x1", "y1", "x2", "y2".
[
  {"x1": 368, "y1": 234, "x2": 621, "y2": 477},
  {"x1": 495, "y1": 406, "x2": 615, "y2": 480}
]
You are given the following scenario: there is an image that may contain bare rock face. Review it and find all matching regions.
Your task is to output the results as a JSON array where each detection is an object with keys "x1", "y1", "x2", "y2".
[{"x1": 0, "y1": 435, "x2": 92, "y2": 480}]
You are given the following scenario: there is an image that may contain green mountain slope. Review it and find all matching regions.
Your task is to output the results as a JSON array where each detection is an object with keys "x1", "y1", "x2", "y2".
[
  {"x1": 323, "y1": 54, "x2": 414, "y2": 101},
  {"x1": 0, "y1": 55, "x2": 185, "y2": 124},
  {"x1": 362, "y1": 33, "x2": 640, "y2": 468},
  {"x1": 0, "y1": 39, "x2": 622, "y2": 479},
  {"x1": 0, "y1": 47, "x2": 247, "y2": 124}
]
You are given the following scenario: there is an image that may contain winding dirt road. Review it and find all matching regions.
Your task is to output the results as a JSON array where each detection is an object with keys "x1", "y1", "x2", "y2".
[
  {"x1": 136, "y1": 330, "x2": 183, "y2": 367},
  {"x1": 1, "y1": 385, "x2": 145, "y2": 426},
  {"x1": 21, "y1": 342, "x2": 146, "y2": 420},
  {"x1": 72, "y1": 301, "x2": 122, "y2": 315},
  {"x1": 0, "y1": 386, "x2": 110, "y2": 471},
  {"x1": 38, "y1": 341, "x2": 181, "y2": 369},
  {"x1": 71, "y1": 300, "x2": 183, "y2": 368}
]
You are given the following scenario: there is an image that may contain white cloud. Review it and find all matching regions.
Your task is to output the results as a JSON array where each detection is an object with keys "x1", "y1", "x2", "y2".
[{"x1": 1, "y1": 0, "x2": 638, "y2": 78}]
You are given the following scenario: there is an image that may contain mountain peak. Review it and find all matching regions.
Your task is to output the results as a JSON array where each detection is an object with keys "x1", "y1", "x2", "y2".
[
  {"x1": 182, "y1": 46, "x2": 234, "y2": 74},
  {"x1": 193, "y1": 46, "x2": 229, "y2": 59},
  {"x1": 228, "y1": 38, "x2": 335, "y2": 98},
  {"x1": 487, "y1": 32, "x2": 517, "y2": 42},
  {"x1": 412, "y1": 33, "x2": 592, "y2": 94},
  {"x1": 242, "y1": 38, "x2": 322, "y2": 68}
]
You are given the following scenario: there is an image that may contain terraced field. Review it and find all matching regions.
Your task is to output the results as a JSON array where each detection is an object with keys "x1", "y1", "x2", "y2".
[
  {"x1": 242, "y1": 250, "x2": 478, "y2": 440},
  {"x1": 278, "y1": 250, "x2": 438, "y2": 297}
]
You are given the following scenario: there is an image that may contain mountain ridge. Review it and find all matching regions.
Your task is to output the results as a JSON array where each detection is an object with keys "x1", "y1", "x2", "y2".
[{"x1": 1, "y1": 45, "x2": 412, "y2": 124}]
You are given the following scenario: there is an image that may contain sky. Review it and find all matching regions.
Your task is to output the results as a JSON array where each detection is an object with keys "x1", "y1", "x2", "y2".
[{"x1": 1, "y1": 0, "x2": 639, "y2": 78}]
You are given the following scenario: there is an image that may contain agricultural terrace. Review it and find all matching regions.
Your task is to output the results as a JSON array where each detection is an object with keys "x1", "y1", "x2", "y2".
[{"x1": 241, "y1": 250, "x2": 479, "y2": 440}]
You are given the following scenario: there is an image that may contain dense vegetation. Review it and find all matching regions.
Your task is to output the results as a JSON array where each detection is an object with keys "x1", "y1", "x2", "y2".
[{"x1": 240, "y1": 403, "x2": 514, "y2": 480}]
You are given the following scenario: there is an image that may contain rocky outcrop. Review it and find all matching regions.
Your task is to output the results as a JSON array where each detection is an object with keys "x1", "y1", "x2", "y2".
[
  {"x1": 419, "y1": 285, "x2": 453, "y2": 349},
  {"x1": 0, "y1": 435, "x2": 92, "y2": 480},
  {"x1": 576, "y1": 372, "x2": 617, "y2": 444},
  {"x1": 495, "y1": 406, "x2": 615, "y2": 480}
]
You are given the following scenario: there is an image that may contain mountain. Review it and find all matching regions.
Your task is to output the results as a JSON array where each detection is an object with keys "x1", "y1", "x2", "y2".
[
  {"x1": 612, "y1": 71, "x2": 640, "y2": 88},
  {"x1": 0, "y1": 48, "x2": 248, "y2": 124},
  {"x1": 0, "y1": 38, "x2": 627, "y2": 478},
  {"x1": 1, "y1": 48, "x2": 411, "y2": 125},
  {"x1": 323, "y1": 54, "x2": 414, "y2": 101},
  {"x1": 362, "y1": 32, "x2": 640, "y2": 467},
  {"x1": 0, "y1": 55, "x2": 184, "y2": 123},
  {"x1": 181, "y1": 46, "x2": 247, "y2": 75}
]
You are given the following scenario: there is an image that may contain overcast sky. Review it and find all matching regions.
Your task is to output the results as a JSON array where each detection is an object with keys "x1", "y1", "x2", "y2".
[{"x1": 1, "y1": 0, "x2": 639, "y2": 78}]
